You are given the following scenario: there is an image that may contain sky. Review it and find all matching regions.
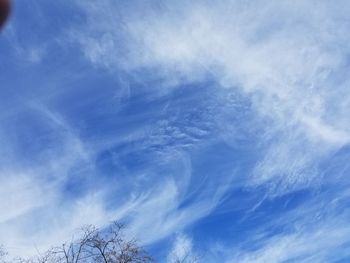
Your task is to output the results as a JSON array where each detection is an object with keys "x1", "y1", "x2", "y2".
[{"x1": 1, "y1": 0, "x2": 350, "y2": 262}]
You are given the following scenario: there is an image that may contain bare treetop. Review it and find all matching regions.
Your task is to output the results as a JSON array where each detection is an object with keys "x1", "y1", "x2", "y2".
[{"x1": 4, "y1": 222, "x2": 153, "y2": 263}]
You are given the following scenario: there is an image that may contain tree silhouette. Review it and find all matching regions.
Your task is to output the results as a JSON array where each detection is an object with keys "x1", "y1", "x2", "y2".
[{"x1": 2, "y1": 222, "x2": 153, "y2": 263}]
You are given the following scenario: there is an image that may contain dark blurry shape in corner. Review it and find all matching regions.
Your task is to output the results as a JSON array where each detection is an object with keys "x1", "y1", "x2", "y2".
[{"x1": 0, "y1": 0, "x2": 10, "y2": 30}]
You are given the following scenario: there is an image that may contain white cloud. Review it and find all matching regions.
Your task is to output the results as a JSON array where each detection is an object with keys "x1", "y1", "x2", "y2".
[
  {"x1": 0, "y1": 171, "x2": 51, "y2": 224},
  {"x1": 0, "y1": 102, "x2": 231, "y2": 257},
  {"x1": 3, "y1": 0, "x2": 350, "y2": 259},
  {"x1": 0, "y1": 105, "x2": 95, "y2": 256},
  {"x1": 167, "y1": 234, "x2": 198, "y2": 263},
  {"x1": 73, "y1": 0, "x2": 350, "y2": 192},
  {"x1": 229, "y1": 222, "x2": 350, "y2": 263}
]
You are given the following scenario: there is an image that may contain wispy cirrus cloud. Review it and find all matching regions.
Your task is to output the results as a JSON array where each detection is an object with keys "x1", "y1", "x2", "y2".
[
  {"x1": 73, "y1": 0, "x2": 350, "y2": 190},
  {"x1": 167, "y1": 234, "x2": 198, "y2": 263},
  {"x1": 69, "y1": 1, "x2": 350, "y2": 261},
  {"x1": 2, "y1": 1, "x2": 350, "y2": 262},
  {"x1": 0, "y1": 93, "x2": 231, "y2": 257},
  {"x1": 227, "y1": 192, "x2": 350, "y2": 263}
]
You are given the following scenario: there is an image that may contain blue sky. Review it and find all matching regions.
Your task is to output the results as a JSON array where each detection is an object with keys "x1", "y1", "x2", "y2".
[{"x1": 1, "y1": 0, "x2": 350, "y2": 262}]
